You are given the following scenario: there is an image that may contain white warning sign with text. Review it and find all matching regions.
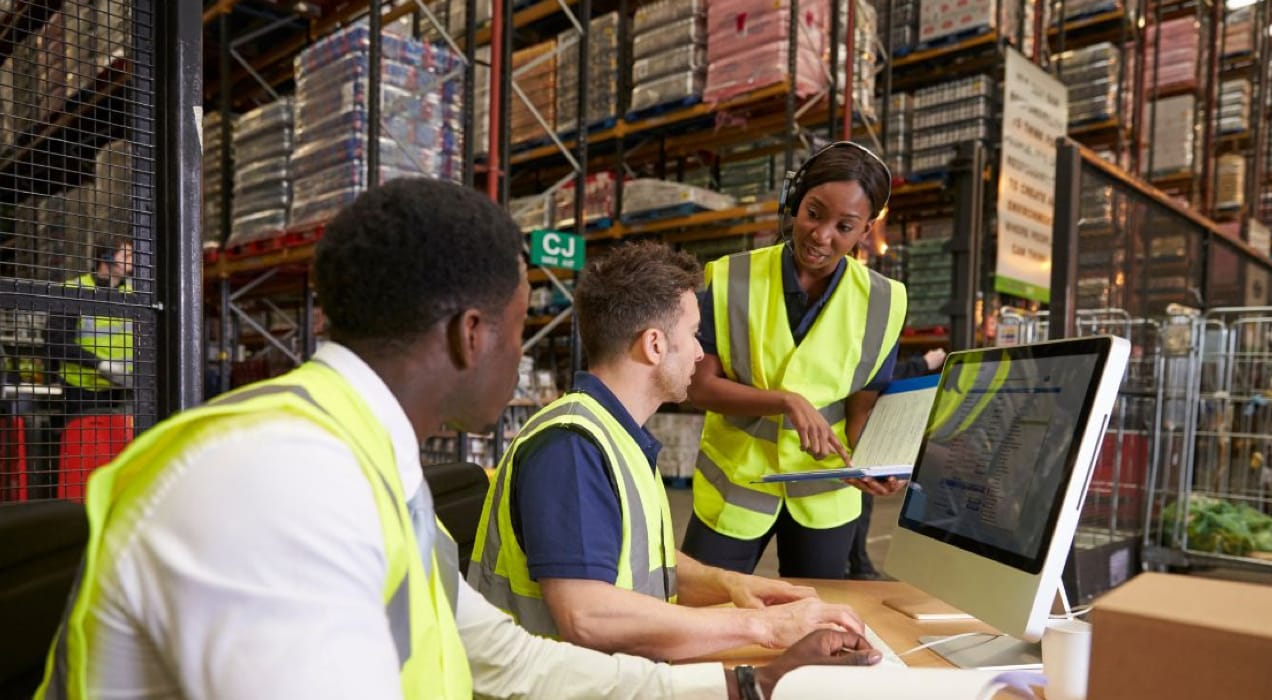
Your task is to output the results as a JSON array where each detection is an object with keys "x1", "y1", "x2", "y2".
[{"x1": 996, "y1": 49, "x2": 1067, "y2": 303}]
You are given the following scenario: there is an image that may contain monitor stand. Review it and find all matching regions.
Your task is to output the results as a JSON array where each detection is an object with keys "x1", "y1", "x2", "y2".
[
  {"x1": 917, "y1": 633, "x2": 1042, "y2": 671},
  {"x1": 915, "y1": 584, "x2": 1073, "y2": 671}
]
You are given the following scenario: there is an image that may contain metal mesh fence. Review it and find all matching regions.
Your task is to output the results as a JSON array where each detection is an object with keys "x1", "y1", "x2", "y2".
[{"x1": 0, "y1": 0, "x2": 155, "y2": 502}]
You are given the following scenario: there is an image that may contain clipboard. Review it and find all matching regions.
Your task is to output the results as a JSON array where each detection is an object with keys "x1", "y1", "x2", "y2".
[
  {"x1": 752, "y1": 374, "x2": 938, "y2": 485},
  {"x1": 754, "y1": 464, "x2": 913, "y2": 484}
]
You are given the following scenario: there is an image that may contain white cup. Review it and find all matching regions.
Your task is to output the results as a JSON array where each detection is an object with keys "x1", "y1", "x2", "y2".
[{"x1": 1041, "y1": 618, "x2": 1093, "y2": 700}]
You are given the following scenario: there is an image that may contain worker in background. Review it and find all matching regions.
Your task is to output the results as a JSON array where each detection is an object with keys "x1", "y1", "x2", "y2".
[
  {"x1": 683, "y1": 142, "x2": 909, "y2": 578},
  {"x1": 469, "y1": 241, "x2": 866, "y2": 662},
  {"x1": 894, "y1": 347, "x2": 947, "y2": 382},
  {"x1": 47, "y1": 241, "x2": 135, "y2": 414},
  {"x1": 844, "y1": 346, "x2": 948, "y2": 580},
  {"x1": 36, "y1": 179, "x2": 878, "y2": 700}
]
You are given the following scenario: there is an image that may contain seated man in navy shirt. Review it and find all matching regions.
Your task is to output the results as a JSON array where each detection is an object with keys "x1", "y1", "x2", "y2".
[{"x1": 468, "y1": 242, "x2": 867, "y2": 662}]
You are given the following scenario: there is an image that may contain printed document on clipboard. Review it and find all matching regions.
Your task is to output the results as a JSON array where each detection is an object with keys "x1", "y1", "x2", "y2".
[{"x1": 755, "y1": 375, "x2": 939, "y2": 484}]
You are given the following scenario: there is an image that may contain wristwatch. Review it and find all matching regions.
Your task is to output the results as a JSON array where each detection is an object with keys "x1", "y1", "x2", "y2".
[{"x1": 733, "y1": 665, "x2": 766, "y2": 700}]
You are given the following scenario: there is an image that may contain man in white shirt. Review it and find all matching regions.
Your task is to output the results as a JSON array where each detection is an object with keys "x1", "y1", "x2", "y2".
[{"x1": 36, "y1": 178, "x2": 880, "y2": 699}]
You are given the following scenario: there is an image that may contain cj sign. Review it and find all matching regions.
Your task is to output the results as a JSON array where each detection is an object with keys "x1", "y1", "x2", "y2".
[{"x1": 529, "y1": 229, "x2": 585, "y2": 270}]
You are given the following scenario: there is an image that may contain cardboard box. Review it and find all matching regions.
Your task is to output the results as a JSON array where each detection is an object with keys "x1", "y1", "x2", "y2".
[{"x1": 1088, "y1": 572, "x2": 1272, "y2": 700}]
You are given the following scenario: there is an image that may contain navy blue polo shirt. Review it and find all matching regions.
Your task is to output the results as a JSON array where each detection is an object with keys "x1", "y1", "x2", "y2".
[
  {"x1": 509, "y1": 372, "x2": 661, "y2": 583},
  {"x1": 698, "y1": 246, "x2": 899, "y2": 392}
]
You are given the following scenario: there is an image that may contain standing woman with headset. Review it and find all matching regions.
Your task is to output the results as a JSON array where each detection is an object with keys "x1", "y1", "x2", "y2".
[{"x1": 683, "y1": 142, "x2": 909, "y2": 578}]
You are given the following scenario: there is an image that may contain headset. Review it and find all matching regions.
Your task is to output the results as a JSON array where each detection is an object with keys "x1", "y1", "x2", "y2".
[
  {"x1": 776, "y1": 141, "x2": 893, "y2": 229},
  {"x1": 94, "y1": 244, "x2": 118, "y2": 267}
]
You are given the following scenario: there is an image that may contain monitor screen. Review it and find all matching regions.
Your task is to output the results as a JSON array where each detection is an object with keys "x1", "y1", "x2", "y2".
[{"x1": 897, "y1": 341, "x2": 1110, "y2": 574}]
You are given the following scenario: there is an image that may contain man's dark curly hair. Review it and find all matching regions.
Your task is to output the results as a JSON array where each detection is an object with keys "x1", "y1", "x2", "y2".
[
  {"x1": 315, "y1": 178, "x2": 523, "y2": 351},
  {"x1": 575, "y1": 241, "x2": 702, "y2": 364}
]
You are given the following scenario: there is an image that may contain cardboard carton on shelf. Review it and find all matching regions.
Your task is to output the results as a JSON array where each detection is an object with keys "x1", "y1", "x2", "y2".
[{"x1": 1088, "y1": 572, "x2": 1272, "y2": 700}]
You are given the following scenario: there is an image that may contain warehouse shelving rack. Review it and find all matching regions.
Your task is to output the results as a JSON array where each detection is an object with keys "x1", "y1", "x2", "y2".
[
  {"x1": 487, "y1": 0, "x2": 890, "y2": 379},
  {"x1": 201, "y1": 0, "x2": 487, "y2": 394},
  {"x1": 1206, "y1": 0, "x2": 1271, "y2": 229},
  {"x1": 201, "y1": 0, "x2": 596, "y2": 464},
  {"x1": 1135, "y1": 0, "x2": 1269, "y2": 225},
  {"x1": 499, "y1": 1, "x2": 1175, "y2": 355},
  {"x1": 201, "y1": 0, "x2": 1272, "y2": 356},
  {"x1": 197, "y1": 1, "x2": 1272, "y2": 468}
]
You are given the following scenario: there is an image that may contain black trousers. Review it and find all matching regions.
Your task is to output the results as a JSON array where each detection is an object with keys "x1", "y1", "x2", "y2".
[
  {"x1": 681, "y1": 504, "x2": 856, "y2": 579},
  {"x1": 845, "y1": 492, "x2": 877, "y2": 575}
]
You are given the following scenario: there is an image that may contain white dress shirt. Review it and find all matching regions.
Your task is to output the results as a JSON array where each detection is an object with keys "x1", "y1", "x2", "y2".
[{"x1": 84, "y1": 342, "x2": 726, "y2": 699}]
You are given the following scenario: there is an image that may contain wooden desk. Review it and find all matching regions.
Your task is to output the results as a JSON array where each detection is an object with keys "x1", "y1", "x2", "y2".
[
  {"x1": 690, "y1": 579, "x2": 1001, "y2": 668},
  {"x1": 691, "y1": 580, "x2": 1045, "y2": 699}
]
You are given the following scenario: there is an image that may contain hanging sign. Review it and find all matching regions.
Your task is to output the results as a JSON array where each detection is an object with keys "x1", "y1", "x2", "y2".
[{"x1": 996, "y1": 49, "x2": 1068, "y2": 303}]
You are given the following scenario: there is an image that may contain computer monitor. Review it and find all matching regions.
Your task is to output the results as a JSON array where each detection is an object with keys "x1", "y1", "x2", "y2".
[{"x1": 884, "y1": 337, "x2": 1130, "y2": 663}]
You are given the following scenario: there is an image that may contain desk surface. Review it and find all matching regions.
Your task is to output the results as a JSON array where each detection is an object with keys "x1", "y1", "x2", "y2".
[
  {"x1": 691, "y1": 580, "x2": 1043, "y2": 699},
  {"x1": 690, "y1": 579, "x2": 1001, "y2": 669}
]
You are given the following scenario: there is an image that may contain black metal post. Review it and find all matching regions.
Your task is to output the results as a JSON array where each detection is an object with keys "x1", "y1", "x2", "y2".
[
  {"x1": 844, "y1": 0, "x2": 854, "y2": 139},
  {"x1": 828, "y1": 0, "x2": 841, "y2": 140},
  {"x1": 499, "y1": 0, "x2": 513, "y2": 206},
  {"x1": 946, "y1": 141, "x2": 985, "y2": 350},
  {"x1": 1014, "y1": 0, "x2": 1024, "y2": 54},
  {"x1": 785, "y1": 0, "x2": 799, "y2": 173},
  {"x1": 218, "y1": 14, "x2": 233, "y2": 247},
  {"x1": 570, "y1": 0, "x2": 591, "y2": 381},
  {"x1": 463, "y1": 0, "x2": 478, "y2": 187},
  {"x1": 882, "y1": 0, "x2": 894, "y2": 150},
  {"x1": 302, "y1": 270, "x2": 316, "y2": 359},
  {"x1": 614, "y1": 0, "x2": 629, "y2": 223},
  {"x1": 1146, "y1": 0, "x2": 1163, "y2": 177},
  {"x1": 1249, "y1": 0, "x2": 1270, "y2": 220},
  {"x1": 1114, "y1": 4, "x2": 1128, "y2": 167},
  {"x1": 1200, "y1": 0, "x2": 1222, "y2": 214},
  {"x1": 369, "y1": 0, "x2": 382, "y2": 186},
  {"x1": 1057, "y1": 0, "x2": 1067, "y2": 75},
  {"x1": 1129, "y1": 0, "x2": 1146, "y2": 175},
  {"x1": 219, "y1": 277, "x2": 232, "y2": 394},
  {"x1": 1050, "y1": 139, "x2": 1083, "y2": 340},
  {"x1": 155, "y1": 0, "x2": 203, "y2": 415},
  {"x1": 1033, "y1": 0, "x2": 1045, "y2": 64}
]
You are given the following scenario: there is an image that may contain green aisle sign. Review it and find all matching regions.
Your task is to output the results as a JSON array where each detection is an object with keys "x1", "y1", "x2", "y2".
[{"x1": 529, "y1": 229, "x2": 585, "y2": 270}]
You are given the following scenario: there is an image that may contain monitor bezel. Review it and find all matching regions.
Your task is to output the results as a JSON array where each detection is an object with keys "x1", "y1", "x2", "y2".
[{"x1": 896, "y1": 336, "x2": 1114, "y2": 574}]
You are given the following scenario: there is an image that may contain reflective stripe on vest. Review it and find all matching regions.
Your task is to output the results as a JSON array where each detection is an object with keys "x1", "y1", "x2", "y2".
[
  {"x1": 60, "y1": 274, "x2": 134, "y2": 390},
  {"x1": 928, "y1": 354, "x2": 1012, "y2": 441},
  {"x1": 36, "y1": 361, "x2": 470, "y2": 699},
  {"x1": 694, "y1": 245, "x2": 908, "y2": 539},
  {"x1": 468, "y1": 394, "x2": 677, "y2": 637}
]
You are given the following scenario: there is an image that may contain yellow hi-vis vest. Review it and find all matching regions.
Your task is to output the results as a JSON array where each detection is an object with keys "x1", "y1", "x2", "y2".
[
  {"x1": 60, "y1": 273, "x2": 134, "y2": 391},
  {"x1": 693, "y1": 245, "x2": 908, "y2": 540},
  {"x1": 468, "y1": 392, "x2": 678, "y2": 636},
  {"x1": 35, "y1": 361, "x2": 472, "y2": 700}
]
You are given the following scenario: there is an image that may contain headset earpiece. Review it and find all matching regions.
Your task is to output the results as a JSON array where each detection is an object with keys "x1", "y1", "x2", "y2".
[{"x1": 778, "y1": 169, "x2": 797, "y2": 215}]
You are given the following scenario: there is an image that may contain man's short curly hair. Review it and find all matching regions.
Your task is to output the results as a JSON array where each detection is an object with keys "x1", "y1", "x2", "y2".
[
  {"x1": 575, "y1": 241, "x2": 702, "y2": 364},
  {"x1": 315, "y1": 178, "x2": 523, "y2": 351}
]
